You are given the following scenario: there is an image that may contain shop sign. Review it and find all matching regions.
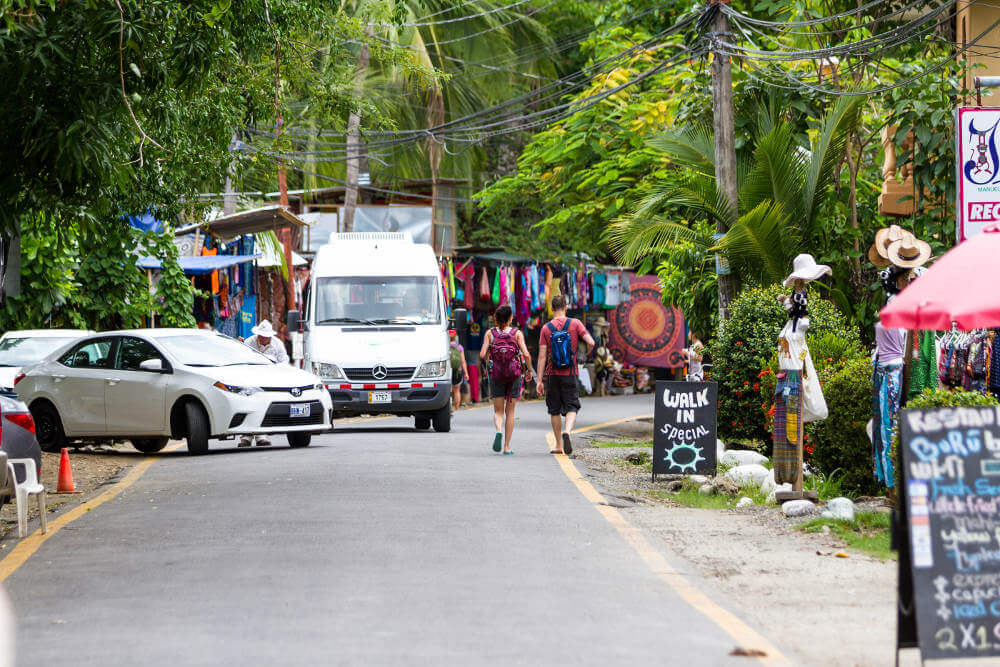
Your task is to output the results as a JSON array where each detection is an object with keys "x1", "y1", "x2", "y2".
[
  {"x1": 898, "y1": 405, "x2": 1000, "y2": 661},
  {"x1": 956, "y1": 107, "x2": 1000, "y2": 242},
  {"x1": 653, "y1": 381, "x2": 717, "y2": 479}
]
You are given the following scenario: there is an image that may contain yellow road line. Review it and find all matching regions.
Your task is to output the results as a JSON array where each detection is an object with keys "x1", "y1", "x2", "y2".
[
  {"x1": 549, "y1": 419, "x2": 790, "y2": 666},
  {"x1": 0, "y1": 443, "x2": 183, "y2": 583}
]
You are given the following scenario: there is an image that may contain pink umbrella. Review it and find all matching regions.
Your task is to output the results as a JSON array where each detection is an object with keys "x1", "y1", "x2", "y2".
[{"x1": 880, "y1": 224, "x2": 1000, "y2": 330}]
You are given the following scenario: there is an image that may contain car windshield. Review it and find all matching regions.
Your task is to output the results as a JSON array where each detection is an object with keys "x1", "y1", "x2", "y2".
[
  {"x1": 314, "y1": 276, "x2": 441, "y2": 325},
  {"x1": 0, "y1": 336, "x2": 76, "y2": 366},
  {"x1": 157, "y1": 334, "x2": 273, "y2": 366}
]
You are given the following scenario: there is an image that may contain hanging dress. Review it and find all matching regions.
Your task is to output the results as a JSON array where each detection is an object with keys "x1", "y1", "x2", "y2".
[
  {"x1": 872, "y1": 323, "x2": 904, "y2": 488},
  {"x1": 773, "y1": 319, "x2": 809, "y2": 485}
]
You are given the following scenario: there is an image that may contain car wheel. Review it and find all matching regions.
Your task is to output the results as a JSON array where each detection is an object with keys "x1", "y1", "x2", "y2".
[
  {"x1": 414, "y1": 416, "x2": 431, "y2": 430},
  {"x1": 31, "y1": 401, "x2": 67, "y2": 453},
  {"x1": 131, "y1": 437, "x2": 169, "y2": 454},
  {"x1": 287, "y1": 432, "x2": 312, "y2": 448},
  {"x1": 431, "y1": 404, "x2": 451, "y2": 433},
  {"x1": 184, "y1": 402, "x2": 210, "y2": 455}
]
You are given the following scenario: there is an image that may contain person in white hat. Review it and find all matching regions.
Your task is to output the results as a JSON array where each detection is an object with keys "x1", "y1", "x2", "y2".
[
  {"x1": 238, "y1": 320, "x2": 288, "y2": 447},
  {"x1": 242, "y1": 320, "x2": 289, "y2": 365}
]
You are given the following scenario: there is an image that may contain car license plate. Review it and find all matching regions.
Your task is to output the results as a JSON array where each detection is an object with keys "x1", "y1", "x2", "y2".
[
  {"x1": 368, "y1": 391, "x2": 391, "y2": 404},
  {"x1": 289, "y1": 403, "x2": 311, "y2": 418}
]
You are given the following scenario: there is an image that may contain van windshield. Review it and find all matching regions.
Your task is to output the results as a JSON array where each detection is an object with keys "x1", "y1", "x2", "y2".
[{"x1": 314, "y1": 276, "x2": 441, "y2": 325}]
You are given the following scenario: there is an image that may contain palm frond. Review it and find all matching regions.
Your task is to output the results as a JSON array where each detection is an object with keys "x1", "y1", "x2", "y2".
[
  {"x1": 802, "y1": 94, "x2": 864, "y2": 227},
  {"x1": 634, "y1": 177, "x2": 736, "y2": 228},
  {"x1": 740, "y1": 122, "x2": 807, "y2": 218},
  {"x1": 647, "y1": 125, "x2": 716, "y2": 176},
  {"x1": 713, "y1": 201, "x2": 792, "y2": 285},
  {"x1": 255, "y1": 230, "x2": 288, "y2": 281},
  {"x1": 605, "y1": 215, "x2": 712, "y2": 268}
]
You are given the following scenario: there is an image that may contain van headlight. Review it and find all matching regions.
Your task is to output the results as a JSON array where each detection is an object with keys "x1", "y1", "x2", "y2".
[
  {"x1": 314, "y1": 363, "x2": 344, "y2": 379},
  {"x1": 414, "y1": 360, "x2": 447, "y2": 378}
]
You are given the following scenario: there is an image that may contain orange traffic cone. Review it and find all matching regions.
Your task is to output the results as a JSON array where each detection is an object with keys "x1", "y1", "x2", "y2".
[{"x1": 56, "y1": 448, "x2": 78, "y2": 494}]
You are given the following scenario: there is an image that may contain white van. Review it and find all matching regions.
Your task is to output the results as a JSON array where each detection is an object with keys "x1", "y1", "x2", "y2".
[{"x1": 302, "y1": 232, "x2": 453, "y2": 432}]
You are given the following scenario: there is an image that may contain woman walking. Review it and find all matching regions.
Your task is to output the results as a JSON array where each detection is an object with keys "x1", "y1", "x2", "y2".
[{"x1": 480, "y1": 305, "x2": 532, "y2": 455}]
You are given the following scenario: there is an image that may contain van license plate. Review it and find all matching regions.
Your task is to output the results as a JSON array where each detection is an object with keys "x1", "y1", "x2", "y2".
[
  {"x1": 289, "y1": 403, "x2": 311, "y2": 418},
  {"x1": 369, "y1": 391, "x2": 391, "y2": 404}
]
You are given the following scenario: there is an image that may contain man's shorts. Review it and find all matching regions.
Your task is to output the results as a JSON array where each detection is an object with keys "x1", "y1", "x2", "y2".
[
  {"x1": 545, "y1": 375, "x2": 581, "y2": 416},
  {"x1": 489, "y1": 375, "x2": 523, "y2": 400}
]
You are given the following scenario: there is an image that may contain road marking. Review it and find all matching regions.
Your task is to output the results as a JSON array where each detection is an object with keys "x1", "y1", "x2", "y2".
[
  {"x1": 0, "y1": 443, "x2": 184, "y2": 583},
  {"x1": 549, "y1": 418, "x2": 790, "y2": 666}
]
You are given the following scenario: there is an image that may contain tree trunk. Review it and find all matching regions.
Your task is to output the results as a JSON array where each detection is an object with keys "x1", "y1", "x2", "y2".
[{"x1": 342, "y1": 31, "x2": 372, "y2": 234}]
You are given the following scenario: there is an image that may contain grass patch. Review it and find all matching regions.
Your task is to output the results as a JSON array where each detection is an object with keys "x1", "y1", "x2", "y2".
[
  {"x1": 594, "y1": 439, "x2": 653, "y2": 448},
  {"x1": 797, "y1": 511, "x2": 893, "y2": 560},
  {"x1": 803, "y1": 468, "x2": 858, "y2": 501},
  {"x1": 615, "y1": 454, "x2": 652, "y2": 472},
  {"x1": 650, "y1": 486, "x2": 733, "y2": 509}
]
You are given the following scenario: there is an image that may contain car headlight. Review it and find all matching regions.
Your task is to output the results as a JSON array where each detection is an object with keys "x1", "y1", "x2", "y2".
[
  {"x1": 414, "y1": 360, "x2": 448, "y2": 379},
  {"x1": 213, "y1": 381, "x2": 261, "y2": 397},
  {"x1": 314, "y1": 363, "x2": 344, "y2": 380}
]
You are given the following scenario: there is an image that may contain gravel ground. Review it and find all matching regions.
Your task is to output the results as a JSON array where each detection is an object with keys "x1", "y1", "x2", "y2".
[{"x1": 572, "y1": 422, "x2": 902, "y2": 667}]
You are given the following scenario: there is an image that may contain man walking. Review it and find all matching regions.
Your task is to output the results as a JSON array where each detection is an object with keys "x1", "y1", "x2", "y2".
[{"x1": 536, "y1": 294, "x2": 595, "y2": 454}]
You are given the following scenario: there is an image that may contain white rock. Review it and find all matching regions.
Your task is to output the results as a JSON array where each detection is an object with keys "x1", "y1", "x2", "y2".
[
  {"x1": 698, "y1": 483, "x2": 715, "y2": 495},
  {"x1": 736, "y1": 497, "x2": 754, "y2": 508},
  {"x1": 782, "y1": 499, "x2": 818, "y2": 517},
  {"x1": 689, "y1": 475, "x2": 709, "y2": 485},
  {"x1": 720, "y1": 449, "x2": 769, "y2": 467},
  {"x1": 766, "y1": 482, "x2": 793, "y2": 504},
  {"x1": 826, "y1": 497, "x2": 856, "y2": 522},
  {"x1": 724, "y1": 463, "x2": 770, "y2": 488},
  {"x1": 716, "y1": 438, "x2": 726, "y2": 461},
  {"x1": 759, "y1": 469, "x2": 777, "y2": 493}
]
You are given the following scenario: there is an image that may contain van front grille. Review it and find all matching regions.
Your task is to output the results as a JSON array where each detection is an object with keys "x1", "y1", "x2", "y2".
[{"x1": 344, "y1": 367, "x2": 415, "y2": 381}]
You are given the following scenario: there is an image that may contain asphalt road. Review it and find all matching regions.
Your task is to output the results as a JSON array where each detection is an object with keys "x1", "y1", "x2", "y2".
[{"x1": 2, "y1": 394, "x2": 780, "y2": 666}]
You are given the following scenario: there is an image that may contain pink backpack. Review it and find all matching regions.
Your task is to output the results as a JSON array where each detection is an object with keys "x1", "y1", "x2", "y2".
[{"x1": 489, "y1": 328, "x2": 522, "y2": 382}]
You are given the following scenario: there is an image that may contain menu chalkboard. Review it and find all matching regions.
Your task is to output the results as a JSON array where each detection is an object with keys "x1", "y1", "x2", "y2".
[
  {"x1": 899, "y1": 405, "x2": 1000, "y2": 661},
  {"x1": 653, "y1": 381, "x2": 717, "y2": 478}
]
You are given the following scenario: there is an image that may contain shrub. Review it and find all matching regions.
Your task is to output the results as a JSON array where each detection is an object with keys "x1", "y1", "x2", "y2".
[
  {"x1": 807, "y1": 356, "x2": 876, "y2": 495},
  {"x1": 710, "y1": 284, "x2": 859, "y2": 442}
]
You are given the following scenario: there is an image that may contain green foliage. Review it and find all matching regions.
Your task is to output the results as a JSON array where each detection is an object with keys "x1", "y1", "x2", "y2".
[
  {"x1": 709, "y1": 283, "x2": 857, "y2": 442},
  {"x1": 154, "y1": 232, "x2": 196, "y2": 328},
  {"x1": 798, "y1": 511, "x2": 893, "y2": 561},
  {"x1": 807, "y1": 356, "x2": 876, "y2": 495},
  {"x1": 655, "y1": 219, "x2": 718, "y2": 339},
  {"x1": 903, "y1": 387, "x2": 999, "y2": 410}
]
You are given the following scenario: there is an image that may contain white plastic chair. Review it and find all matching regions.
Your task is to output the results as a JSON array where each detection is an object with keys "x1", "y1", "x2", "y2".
[{"x1": 5, "y1": 459, "x2": 46, "y2": 538}]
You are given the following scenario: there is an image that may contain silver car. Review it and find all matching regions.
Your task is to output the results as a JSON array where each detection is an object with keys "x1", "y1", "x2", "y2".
[{"x1": 0, "y1": 395, "x2": 42, "y2": 509}]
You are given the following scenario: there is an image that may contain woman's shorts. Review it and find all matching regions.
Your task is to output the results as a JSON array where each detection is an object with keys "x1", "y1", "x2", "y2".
[{"x1": 489, "y1": 375, "x2": 523, "y2": 400}]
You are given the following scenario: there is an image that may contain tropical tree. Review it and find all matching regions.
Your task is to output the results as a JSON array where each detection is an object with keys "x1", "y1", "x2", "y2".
[{"x1": 607, "y1": 93, "x2": 865, "y2": 303}]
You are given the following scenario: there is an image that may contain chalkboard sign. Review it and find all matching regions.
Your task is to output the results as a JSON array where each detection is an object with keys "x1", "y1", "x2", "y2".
[
  {"x1": 653, "y1": 381, "x2": 717, "y2": 478},
  {"x1": 899, "y1": 405, "x2": 1000, "y2": 661}
]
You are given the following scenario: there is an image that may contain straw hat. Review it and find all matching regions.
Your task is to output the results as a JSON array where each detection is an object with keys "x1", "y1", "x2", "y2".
[
  {"x1": 783, "y1": 253, "x2": 832, "y2": 287},
  {"x1": 868, "y1": 224, "x2": 907, "y2": 267},
  {"x1": 886, "y1": 233, "x2": 931, "y2": 269},
  {"x1": 252, "y1": 320, "x2": 277, "y2": 338},
  {"x1": 592, "y1": 316, "x2": 610, "y2": 328}
]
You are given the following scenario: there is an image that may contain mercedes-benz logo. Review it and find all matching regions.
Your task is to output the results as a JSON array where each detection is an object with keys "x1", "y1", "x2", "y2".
[
  {"x1": 290, "y1": 387, "x2": 302, "y2": 397},
  {"x1": 372, "y1": 365, "x2": 388, "y2": 380}
]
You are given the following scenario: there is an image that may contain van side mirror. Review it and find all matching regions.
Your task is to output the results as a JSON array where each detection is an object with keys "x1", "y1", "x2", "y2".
[
  {"x1": 287, "y1": 310, "x2": 302, "y2": 333},
  {"x1": 451, "y1": 308, "x2": 468, "y2": 333}
]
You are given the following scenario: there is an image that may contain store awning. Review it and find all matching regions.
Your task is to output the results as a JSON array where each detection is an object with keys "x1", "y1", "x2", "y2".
[
  {"x1": 174, "y1": 206, "x2": 312, "y2": 240},
  {"x1": 136, "y1": 254, "x2": 261, "y2": 275}
]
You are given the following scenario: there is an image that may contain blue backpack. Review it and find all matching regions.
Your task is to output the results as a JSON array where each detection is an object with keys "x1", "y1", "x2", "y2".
[{"x1": 547, "y1": 319, "x2": 575, "y2": 369}]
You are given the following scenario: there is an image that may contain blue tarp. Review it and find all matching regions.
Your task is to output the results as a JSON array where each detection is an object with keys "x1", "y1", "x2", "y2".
[
  {"x1": 125, "y1": 211, "x2": 165, "y2": 234},
  {"x1": 136, "y1": 254, "x2": 261, "y2": 275}
]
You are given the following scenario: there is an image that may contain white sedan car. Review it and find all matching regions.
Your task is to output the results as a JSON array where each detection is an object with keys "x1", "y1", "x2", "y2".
[{"x1": 15, "y1": 329, "x2": 332, "y2": 454}]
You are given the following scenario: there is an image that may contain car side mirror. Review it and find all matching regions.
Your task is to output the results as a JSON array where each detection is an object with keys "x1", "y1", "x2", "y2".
[
  {"x1": 287, "y1": 309, "x2": 302, "y2": 333},
  {"x1": 139, "y1": 358, "x2": 167, "y2": 373}
]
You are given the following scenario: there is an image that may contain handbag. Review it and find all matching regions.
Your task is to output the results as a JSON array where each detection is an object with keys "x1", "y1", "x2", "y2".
[{"x1": 801, "y1": 347, "x2": 828, "y2": 423}]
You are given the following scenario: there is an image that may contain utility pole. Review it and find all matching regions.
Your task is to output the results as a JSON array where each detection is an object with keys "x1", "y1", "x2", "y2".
[{"x1": 710, "y1": 0, "x2": 737, "y2": 321}]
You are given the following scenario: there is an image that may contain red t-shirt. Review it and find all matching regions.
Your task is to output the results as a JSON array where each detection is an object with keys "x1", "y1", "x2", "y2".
[{"x1": 539, "y1": 317, "x2": 588, "y2": 376}]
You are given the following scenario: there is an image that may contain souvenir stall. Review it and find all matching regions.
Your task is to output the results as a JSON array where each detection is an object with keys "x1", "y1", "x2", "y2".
[{"x1": 445, "y1": 247, "x2": 677, "y2": 402}]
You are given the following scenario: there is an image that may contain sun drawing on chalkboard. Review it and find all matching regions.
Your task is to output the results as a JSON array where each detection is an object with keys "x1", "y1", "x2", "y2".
[{"x1": 663, "y1": 441, "x2": 705, "y2": 473}]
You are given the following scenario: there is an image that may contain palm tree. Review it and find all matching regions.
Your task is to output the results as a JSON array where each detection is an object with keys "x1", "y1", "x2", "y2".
[{"x1": 607, "y1": 94, "x2": 864, "y2": 287}]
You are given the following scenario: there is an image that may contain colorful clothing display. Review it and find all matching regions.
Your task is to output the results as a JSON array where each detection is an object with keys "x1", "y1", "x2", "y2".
[
  {"x1": 773, "y1": 369, "x2": 802, "y2": 485},
  {"x1": 872, "y1": 359, "x2": 901, "y2": 488},
  {"x1": 907, "y1": 331, "x2": 938, "y2": 399}
]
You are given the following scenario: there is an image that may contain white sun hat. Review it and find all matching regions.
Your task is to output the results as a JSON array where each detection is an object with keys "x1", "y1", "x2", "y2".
[
  {"x1": 783, "y1": 253, "x2": 832, "y2": 287},
  {"x1": 251, "y1": 320, "x2": 277, "y2": 338}
]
